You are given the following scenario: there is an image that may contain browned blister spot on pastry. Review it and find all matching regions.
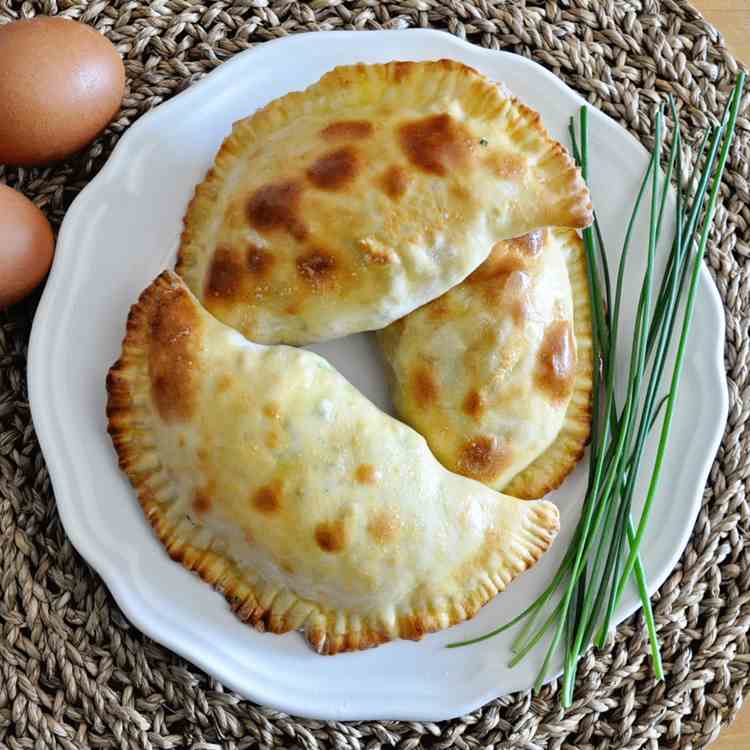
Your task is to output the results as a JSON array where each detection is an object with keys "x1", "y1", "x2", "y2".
[
  {"x1": 399, "y1": 114, "x2": 474, "y2": 176},
  {"x1": 166, "y1": 542, "x2": 186, "y2": 564},
  {"x1": 197, "y1": 446, "x2": 210, "y2": 468},
  {"x1": 357, "y1": 239, "x2": 394, "y2": 266},
  {"x1": 468, "y1": 235, "x2": 541, "y2": 288},
  {"x1": 148, "y1": 285, "x2": 201, "y2": 423},
  {"x1": 388, "y1": 316, "x2": 406, "y2": 337},
  {"x1": 320, "y1": 120, "x2": 374, "y2": 141},
  {"x1": 399, "y1": 614, "x2": 428, "y2": 641},
  {"x1": 484, "y1": 150, "x2": 526, "y2": 180},
  {"x1": 307, "y1": 147, "x2": 360, "y2": 190},
  {"x1": 411, "y1": 364, "x2": 439, "y2": 408},
  {"x1": 426, "y1": 296, "x2": 451, "y2": 321},
  {"x1": 246, "y1": 245, "x2": 274, "y2": 277},
  {"x1": 296, "y1": 249, "x2": 337, "y2": 289},
  {"x1": 536, "y1": 320, "x2": 576, "y2": 401},
  {"x1": 367, "y1": 511, "x2": 399, "y2": 544},
  {"x1": 215, "y1": 374, "x2": 233, "y2": 395},
  {"x1": 315, "y1": 519, "x2": 349, "y2": 553},
  {"x1": 205, "y1": 247, "x2": 243, "y2": 300},
  {"x1": 364, "y1": 250, "x2": 390, "y2": 265},
  {"x1": 477, "y1": 280, "x2": 506, "y2": 309},
  {"x1": 457, "y1": 435, "x2": 512, "y2": 483},
  {"x1": 450, "y1": 183, "x2": 472, "y2": 204},
  {"x1": 355, "y1": 464, "x2": 377, "y2": 485},
  {"x1": 263, "y1": 402, "x2": 280, "y2": 419},
  {"x1": 265, "y1": 430, "x2": 280, "y2": 450},
  {"x1": 252, "y1": 480, "x2": 283, "y2": 515},
  {"x1": 247, "y1": 180, "x2": 307, "y2": 240},
  {"x1": 392, "y1": 61, "x2": 412, "y2": 83},
  {"x1": 462, "y1": 389, "x2": 484, "y2": 420},
  {"x1": 192, "y1": 487, "x2": 212, "y2": 515},
  {"x1": 378, "y1": 164, "x2": 409, "y2": 201}
]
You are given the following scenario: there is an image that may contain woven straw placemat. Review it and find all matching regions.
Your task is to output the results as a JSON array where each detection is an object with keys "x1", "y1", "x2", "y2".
[{"x1": 1, "y1": 1, "x2": 749, "y2": 748}]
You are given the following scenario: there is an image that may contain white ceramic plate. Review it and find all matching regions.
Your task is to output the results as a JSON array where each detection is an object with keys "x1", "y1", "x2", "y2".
[{"x1": 28, "y1": 29, "x2": 727, "y2": 721}]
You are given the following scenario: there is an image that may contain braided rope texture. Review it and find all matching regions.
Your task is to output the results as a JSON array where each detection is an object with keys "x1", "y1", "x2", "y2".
[{"x1": 1, "y1": 1, "x2": 749, "y2": 747}]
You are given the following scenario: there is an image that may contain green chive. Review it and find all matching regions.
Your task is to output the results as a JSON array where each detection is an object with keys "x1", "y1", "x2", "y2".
[{"x1": 446, "y1": 74, "x2": 745, "y2": 706}]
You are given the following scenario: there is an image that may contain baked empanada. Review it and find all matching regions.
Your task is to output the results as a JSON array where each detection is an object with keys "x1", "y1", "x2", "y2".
[
  {"x1": 176, "y1": 60, "x2": 592, "y2": 345},
  {"x1": 378, "y1": 228, "x2": 593, "y2": 499},
  {"x1": 106, "y1": 272, "x2": 559, "y2": 654}
]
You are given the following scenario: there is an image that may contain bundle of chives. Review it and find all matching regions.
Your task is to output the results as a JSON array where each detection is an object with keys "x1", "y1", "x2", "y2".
[{"x1": 448, "y1": 73, "x2": 745, "y2": 708}]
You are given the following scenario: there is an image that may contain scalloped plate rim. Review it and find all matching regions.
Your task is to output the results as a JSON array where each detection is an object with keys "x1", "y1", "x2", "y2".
[{"x1": 27, "y1": 29, "x2": 727, "y2": 721}]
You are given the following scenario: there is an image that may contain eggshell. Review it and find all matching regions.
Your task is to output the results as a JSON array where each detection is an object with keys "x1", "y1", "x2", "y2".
[
  {"x1": 0, "y1": 17, "x2": 125, "y2": 166},
  {"x1": 0, "y1": 185, "x2": 55, "y2": 307}
]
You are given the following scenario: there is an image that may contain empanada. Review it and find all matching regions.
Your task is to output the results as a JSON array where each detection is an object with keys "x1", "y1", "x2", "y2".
[
  {"x1": 106, "y1": 272, "x2": 560, "y2": 654},
  {"x1": 378, "y1": 228, "x2": 592, "y2": 499},
  {"x1": 176, "y1": 60, "x2": 592, "y2": 345}
]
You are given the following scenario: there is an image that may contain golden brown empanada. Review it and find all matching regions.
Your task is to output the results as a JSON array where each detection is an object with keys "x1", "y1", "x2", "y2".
[
  {"x1": 176, "y1": 60, "x2": 592, "y2": 345},
  {"x1": 378, "y1": 228, "x2": 593, "y2": 499},
  {"x1": 106, "y1": 272, "x2": 560, "y2": 654}
]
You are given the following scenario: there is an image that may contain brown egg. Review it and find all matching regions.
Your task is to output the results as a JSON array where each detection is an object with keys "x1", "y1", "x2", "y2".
[
  {"x1": 0, "y1": 185, "x2": 55, "y2": 307},
  {"x1": 0, "y1": 17, "x2": 125, "y2": 166}
]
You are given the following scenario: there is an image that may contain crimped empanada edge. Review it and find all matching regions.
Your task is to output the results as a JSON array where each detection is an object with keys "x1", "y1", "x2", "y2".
[
  {"x1": 500, "y1": 98, "x2": 593, "y2": 230},
  {"x1": 174, "y1": 59, "x2": 593, "y2": 297},
  {"x1": 106, "y1": 271, "x2": 561, "y2": 655},
  {"x1": 503, "y1": 229, "x2": 594, "y2": 500},
  {"x1": 143, "y1": 492, "x2": 560, "y2": 655}
]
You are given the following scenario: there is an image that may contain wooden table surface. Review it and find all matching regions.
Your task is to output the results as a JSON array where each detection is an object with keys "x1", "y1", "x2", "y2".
[{"x1": 675, "y1": 4, "x2": 749, "y2": 748}]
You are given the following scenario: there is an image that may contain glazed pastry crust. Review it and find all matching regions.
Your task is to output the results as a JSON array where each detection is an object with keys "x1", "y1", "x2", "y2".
[
  {"x1": 107, "y1": 272, "x2": 560, "y2": 654},
  {"x1": 379, "y1": 229, "x2": 593, "y2": 499},
  {"x1": 504, "y1": 232, "x2": 593, "y2": 498},
  {"x1": 176, "y1": 59, "x2": 592, "y2": 345}
]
